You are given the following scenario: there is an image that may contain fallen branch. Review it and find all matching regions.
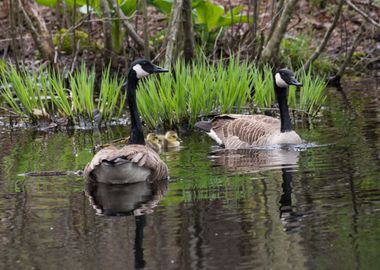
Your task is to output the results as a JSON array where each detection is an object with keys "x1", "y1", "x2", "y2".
[
  {"x1": 19, "y1": 170, "x2": 83, "y2": 177},
  {"x1": 345, "y1": 0, "x2": 380, "y2": 29}
]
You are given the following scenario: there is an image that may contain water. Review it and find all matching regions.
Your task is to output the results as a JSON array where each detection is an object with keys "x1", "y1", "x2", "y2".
[{"x1": 0, "y1": 78, "x2": 379, "y2": 269}]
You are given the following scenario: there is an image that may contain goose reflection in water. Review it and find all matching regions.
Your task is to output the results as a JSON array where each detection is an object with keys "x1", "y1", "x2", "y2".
[
  {"x1": 84, "y1": 180, "x2": 168, "y2": 269},
  {"x1": 210, "y1": 147, "x2": 303, "y2": 232}
]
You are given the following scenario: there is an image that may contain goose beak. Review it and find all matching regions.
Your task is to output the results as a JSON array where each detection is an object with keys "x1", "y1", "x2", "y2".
[
  {"x1": 289, "y1": 77, "x2": 302, "y2": 87},
  {"x1": 177, "y1": 137, "x2": 183, "y2": 142},
  {"x1": 152, "y1": 64, "x2": 169, "y2": 73}
]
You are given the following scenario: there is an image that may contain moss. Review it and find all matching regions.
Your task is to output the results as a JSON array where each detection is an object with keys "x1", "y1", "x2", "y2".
[{"x1": 53, "y1": 28, "x2": 99, "y2": 53}]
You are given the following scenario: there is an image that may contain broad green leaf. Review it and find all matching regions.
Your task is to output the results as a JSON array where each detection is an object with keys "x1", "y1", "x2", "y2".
[
  {"x1": 147, "y1": 0, "x2": 172, "y2": 14},
  {"x1": 195, "y1": 2, "x2": 224, "y2": 31}
]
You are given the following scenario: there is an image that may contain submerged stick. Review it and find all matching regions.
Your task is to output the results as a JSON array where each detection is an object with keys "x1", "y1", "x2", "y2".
[{"x1": 19, "y1": 170, "x2": 83, "y2": 177}]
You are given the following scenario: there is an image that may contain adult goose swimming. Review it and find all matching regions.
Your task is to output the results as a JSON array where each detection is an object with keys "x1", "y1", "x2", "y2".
[
  {"x1": 84, "y1": 60, "x2": 169, "y2": 184},
  {"x1": 195, "y1": 69, "x2": 303, "y2": 149}
]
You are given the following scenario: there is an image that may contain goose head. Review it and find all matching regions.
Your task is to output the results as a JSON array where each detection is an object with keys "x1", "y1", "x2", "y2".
[
  {"x1": 129, "y1": 59, "x2": 169, "y2": 79},
  {"x1": 274, "y1": 69, "x2": 303, "y2": 89}
]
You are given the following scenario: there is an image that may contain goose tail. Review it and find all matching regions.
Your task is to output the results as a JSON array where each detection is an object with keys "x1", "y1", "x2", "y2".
[{"x1": 195, "y1": 121, "x2": 212, "y2": 132}]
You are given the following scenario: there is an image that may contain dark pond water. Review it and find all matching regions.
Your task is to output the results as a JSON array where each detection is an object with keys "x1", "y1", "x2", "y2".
[{"x1": 0, "y1": 78, "x2": 380, "y2": 270}]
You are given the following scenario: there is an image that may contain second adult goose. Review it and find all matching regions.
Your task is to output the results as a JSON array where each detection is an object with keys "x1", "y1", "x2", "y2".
[
  {"x1": 84, "y1": 60, "x2": 169, "y2": 184},
  {"x1": 195, "y1": 69, "x2": 303, "y2": 148}
]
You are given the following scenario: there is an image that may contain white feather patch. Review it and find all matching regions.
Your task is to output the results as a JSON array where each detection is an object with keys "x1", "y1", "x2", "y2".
[
  {"x1": 133, "y1": 64, "x2": 150, "y2": 78},
  {"x1": 275, "y1": 73, "x2": 288, "y2": 88},
  {"x1": 207, "y1": 129, "x2": 223, "y2": 145}
]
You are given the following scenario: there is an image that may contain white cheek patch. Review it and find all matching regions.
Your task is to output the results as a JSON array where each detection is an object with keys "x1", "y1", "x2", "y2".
[
  {"x1": 207, "y1": 129, "x2": 223, "y2": 145},
  {"x1": 275, "y1": 73, "x2": 288, "y2": 88},
  {"x1": 133, "y1": 64, "x2": 150, "y2": 78}
]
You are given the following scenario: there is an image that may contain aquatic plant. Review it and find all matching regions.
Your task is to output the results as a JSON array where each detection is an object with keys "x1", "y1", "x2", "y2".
[
  {"x1": 138, "y1": 59, "x2": 328, "y2": 129},
  {"x1": 0, "y1": 60, "x2": 326, "y2": 128},
  {"x1": 137, "y1": 57, "x2": 255, "y2": 128},
  {"x1": 0, "y1": 64, "x2": 126, "y2": 124},
  {"x1": 0, "y1": 65, "x2": 47, "y2": 119}
]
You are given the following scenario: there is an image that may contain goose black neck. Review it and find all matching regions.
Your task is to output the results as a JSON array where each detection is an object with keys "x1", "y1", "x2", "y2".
[
  {"x1": 127, "y1": 74, "x2": 145, "y2": 145},
  {"x1": 275, "y1": 85, "x2": 293, "y2": 132}
]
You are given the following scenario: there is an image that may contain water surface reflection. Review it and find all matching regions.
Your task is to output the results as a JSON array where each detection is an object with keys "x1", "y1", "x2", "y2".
[{"x1": 0, "y1": 79, "x2": 380, "y2": 269}]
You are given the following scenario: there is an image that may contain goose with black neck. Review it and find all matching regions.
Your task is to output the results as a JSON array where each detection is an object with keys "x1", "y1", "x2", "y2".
[
  {"x1": 84, "y1": 60, "x2": 169, "y2": 184},
  {"x1": 195, "y1": 69, "x2": 303, "y2": 148}
]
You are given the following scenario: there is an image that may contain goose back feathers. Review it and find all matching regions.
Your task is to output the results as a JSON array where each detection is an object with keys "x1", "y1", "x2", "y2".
[{"x1": 84, "y1": 144, "x2": 168, "y2": 184}]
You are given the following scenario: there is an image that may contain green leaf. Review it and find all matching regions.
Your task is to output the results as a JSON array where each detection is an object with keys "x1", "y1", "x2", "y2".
[
  {"x1": 195, "y1": 2, "x2": 224, "y2": 31},
  {"x1": 147, "y1": 0, "x2": 173, "y2": 14}
]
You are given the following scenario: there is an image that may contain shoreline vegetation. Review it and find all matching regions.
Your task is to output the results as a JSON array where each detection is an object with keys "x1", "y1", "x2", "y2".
[{"x1": 0, "y1": 58, "x2": 326, "y2": 129}]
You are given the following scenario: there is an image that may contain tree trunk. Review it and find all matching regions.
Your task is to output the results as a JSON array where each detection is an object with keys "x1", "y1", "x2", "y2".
[
  {"x1": 304, "y1": 0, "x2": 345, "y2": 71},
  {"x1": 141, "y1": 0, "x2": 150, "y2": 59},
  {"x1": 182, "y1": 0, "x2": 194, "y2": 63},
  {"x1": 165, "y1": 0, "x2": 183, "y2": 69},
  {"x1": 17, "y1": 0, "x2": 55, "y2": 64},
  {"x1": 100, "y1": 0, "x2": 113, "y2": 60},
  {"x1": 261, "y1": 0, "x2": 297, "y2": 65}
]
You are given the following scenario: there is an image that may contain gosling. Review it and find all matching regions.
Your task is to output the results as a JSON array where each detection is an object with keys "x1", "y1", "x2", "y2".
[
  {"x1": 158, "y1": 131, "x2": 182, "y2": 149},
  {"x1": 145, "y1": 133, "x2": 162, "y2": 153}
]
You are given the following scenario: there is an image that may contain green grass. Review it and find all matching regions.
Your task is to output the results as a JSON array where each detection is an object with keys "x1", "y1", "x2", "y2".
[
  {"x1": 0, "y1": 64, "x2": 126, "y2": 124},
  {"x1": 0, "y1": 60, "x2": 327, "y2": 128},
  {"x1": 138, "y1": 58, "x2": 327, "y2": 129},
  {"x1": 137, "y1": 57, "x2": 256, "y2": 129}
]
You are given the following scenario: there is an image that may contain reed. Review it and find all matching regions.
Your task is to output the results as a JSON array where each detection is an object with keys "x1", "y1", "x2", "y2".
[
  {"x1": 0, "y1": 60, "x2": 327, "y2": 128},
  {"x1": 0, "y1": 64, "x2": 126, "y2": 124}
]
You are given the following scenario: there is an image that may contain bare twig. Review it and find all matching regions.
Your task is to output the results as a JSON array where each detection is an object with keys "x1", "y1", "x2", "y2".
[
  {"x1": 329, "y1": 23, "x2": 366, "y2": 84},
  {"x1": 345, "y1": 0, "x2": 380, "y2": 29},
  {"x1": 304, "y1": 0, "x2": 345, "y2": 71}
]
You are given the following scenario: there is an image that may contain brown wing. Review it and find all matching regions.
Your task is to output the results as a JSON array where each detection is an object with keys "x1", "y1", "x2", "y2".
[
  {"x1": 84, "y1": 144, "x2": 168, "y2": 181},
  {"x1": 211, "y1": 114, "x2": 280, "y2": 147}
]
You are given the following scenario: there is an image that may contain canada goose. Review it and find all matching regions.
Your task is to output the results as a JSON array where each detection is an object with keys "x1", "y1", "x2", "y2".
[
  {"x1": 158, "y1": 131, "x2": 182, "y2": 148},
  {"x1": 84, "y1": 60, "x2": 169, "y2": 184},
  {"x1": 195, "y1": 69, "x2": 303, "y2": 148}
]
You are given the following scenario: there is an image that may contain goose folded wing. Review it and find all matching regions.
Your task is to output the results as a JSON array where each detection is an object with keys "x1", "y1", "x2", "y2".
[
  {"x1": 84, "y1": 145, "x2": 168, "y2": 180},
  {"x1": 212, "y1": 116, "x2": 278, "y2": 147}
]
